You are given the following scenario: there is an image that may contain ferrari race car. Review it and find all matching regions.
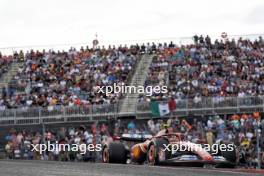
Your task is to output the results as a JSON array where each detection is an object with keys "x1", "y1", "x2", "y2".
[{"x1": 102, "y1": 127, "x2": 237, "y2": 168}]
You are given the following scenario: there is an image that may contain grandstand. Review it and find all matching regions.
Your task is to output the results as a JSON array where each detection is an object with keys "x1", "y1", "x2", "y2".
[{"x1": 0, "y1": 34, "x2": 264, "y2": 124}]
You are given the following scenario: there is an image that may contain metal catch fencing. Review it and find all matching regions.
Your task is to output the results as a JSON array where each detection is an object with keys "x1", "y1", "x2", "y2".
[
  {"x1": 136, "y1": 96, "x2": 264, "y2": 117},
  {"x1": 0, "y1": 96, "x2": 264, "y2": 125}
]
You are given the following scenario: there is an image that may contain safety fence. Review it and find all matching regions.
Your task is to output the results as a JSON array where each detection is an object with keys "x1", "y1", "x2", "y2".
[
  {"x1": 0, "y1": 96, "x2": 263, "y2": 125},
  {"x1": 137, "y1": 96, "x2": 264, "y2": 117},
  {"x1": 1, "y1": 33, "x2": 264, "y2": 55}
]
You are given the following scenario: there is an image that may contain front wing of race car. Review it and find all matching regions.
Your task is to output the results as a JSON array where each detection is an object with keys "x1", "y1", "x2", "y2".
[{"x1": 157, "y1": 152, "x2": 236, "y2": 168}]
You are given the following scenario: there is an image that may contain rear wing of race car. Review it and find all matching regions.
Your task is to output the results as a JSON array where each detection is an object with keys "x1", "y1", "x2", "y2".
[{"x1": 114, "y1": 133, "x2": 153, "y2": 142}]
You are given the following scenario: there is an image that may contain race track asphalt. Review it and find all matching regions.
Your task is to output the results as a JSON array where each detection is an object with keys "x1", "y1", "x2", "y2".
[{"x1": 0, "y1": 160, "x2": 262, "y2": 176}]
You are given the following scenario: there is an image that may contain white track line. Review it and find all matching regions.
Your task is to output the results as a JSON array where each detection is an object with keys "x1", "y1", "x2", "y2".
[
  {"x1": 1, "y1": 160, "x2": 262, "y2": 175},
  {"x1": 108, "y1": 163, "x2": 261, "y2": 175}
]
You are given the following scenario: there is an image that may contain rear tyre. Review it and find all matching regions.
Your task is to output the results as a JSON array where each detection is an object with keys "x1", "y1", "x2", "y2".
[
  {"x1": 147, "y1": 138, "x2": 171, "y2": 165},
  {"x1": 216, "y1": 142, "x2": 237, "y2": 168},
  {"x1": 102, "y1": 142, "x2": 127, "y2": 164}
]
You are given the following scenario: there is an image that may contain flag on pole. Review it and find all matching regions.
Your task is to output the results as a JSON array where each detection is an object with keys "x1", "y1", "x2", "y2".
[{"x1": 150, "y1": 100, "x2": 170, "y2": 117}]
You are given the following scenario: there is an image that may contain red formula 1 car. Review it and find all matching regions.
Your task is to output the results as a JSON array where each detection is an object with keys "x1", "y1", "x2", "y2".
[{"x1": 102, "y1": 128, "x2": 237, "y2": 168}]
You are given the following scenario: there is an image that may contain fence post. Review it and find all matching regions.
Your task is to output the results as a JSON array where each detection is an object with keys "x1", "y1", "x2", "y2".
[
  {"x1": 212, "y1": 97, "x2": 215, "y2": 114},
  {"x1": 63, "y1": 106, "x2": 67, "y2": 122},
  {"x1": 262, "y1": 96, "x2": 264, "y2": 113},
  {"x1": 237, "y1": 97, "x2": 240, "y2": 113},
  {"x1": 185, "y1": 98, "x2": 188, "y2": 110},
  {"x1": 38, "y1": 107, "x2": 41, "y2": 124},
  {"x1": 186, "y1": 98, "x2": 189, "y2": 116},
  {"x1": 135, "y1": 101, "x2": 137, "y2": 118},
  {"x1": 91, "y1": 104, "x2": 94, "y2": 121},
  {"x1": 14, "y1": 109, "x2": 17, "y2": 125}
]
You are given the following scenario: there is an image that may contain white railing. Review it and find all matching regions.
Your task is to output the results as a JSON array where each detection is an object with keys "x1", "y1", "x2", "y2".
[
  {"x1": 137, "y1": 96, "x2": 264, "y2": 115},
  {"x1": 0, "y1": 96, "x2": 264, "y2": 125}
]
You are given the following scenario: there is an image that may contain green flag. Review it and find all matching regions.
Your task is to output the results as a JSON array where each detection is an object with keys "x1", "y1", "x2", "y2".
[
  {"x1": 150, "y1": 101, "x2": 170, "y2": 117},
  {"x1": 150, "y1": 101, "x2": 160, "y2": 117}
]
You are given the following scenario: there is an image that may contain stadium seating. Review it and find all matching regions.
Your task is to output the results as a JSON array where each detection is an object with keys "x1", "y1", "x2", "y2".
[
  {"x1": 0, "y1": 46, "x2": 139, "y2": 110},
  {"x1": 0, "y1": 53, "x2": 13, "y2": 79},
  {"x1": 140, "y1": 36, "x2": 264, "y2": 103},
  {"x1": 1, "y1": 36, "x2": 264, "y2": 113}
]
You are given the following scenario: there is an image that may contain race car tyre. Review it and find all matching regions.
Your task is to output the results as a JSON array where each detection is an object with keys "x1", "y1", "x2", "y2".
[
  {"x1": 147, "y1": 138, "x2": 171, "y2": 165},
  {"x1": 220, "y1": 143, "x2": 236, "y2": 163},
  {"x1": 216, "y1": 142, "x2": 237, "y2": 168},
  {"x1": 102, "y1": 142, "x2": 127, "y2": 164}
]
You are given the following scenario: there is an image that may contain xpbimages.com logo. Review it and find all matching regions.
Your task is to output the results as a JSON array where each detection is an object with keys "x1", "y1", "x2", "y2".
[
  {"x1": 31, "y1": 141, "x2": 102, "y2": 154},
  {"x1": 97, "y1": 83, "x2": 168, "y2": 96},
  {"x1": 163, "y1": 142, "x2": 235, "y2": 155}
]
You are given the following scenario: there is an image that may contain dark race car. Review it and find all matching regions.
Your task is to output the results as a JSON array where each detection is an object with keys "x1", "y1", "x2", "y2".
[{"x1": 102, "y1": 127, "x2": 237, "y2": 168}]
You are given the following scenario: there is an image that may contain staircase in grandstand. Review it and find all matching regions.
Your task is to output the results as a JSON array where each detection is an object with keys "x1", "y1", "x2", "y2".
[
  {"x1": 119, "y1": 54, "x2": 154, "y2": 115},
  {"x1": 0, "y1": 61, "x2": 23, "y2": 89}
]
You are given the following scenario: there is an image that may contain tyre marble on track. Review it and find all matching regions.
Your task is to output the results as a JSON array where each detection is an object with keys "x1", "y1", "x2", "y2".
[{"x1": 0, "y1": 160, "x2": 261, "y2": 176}]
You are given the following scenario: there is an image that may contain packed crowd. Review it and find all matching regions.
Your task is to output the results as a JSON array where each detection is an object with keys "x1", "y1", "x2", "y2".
[
  {"x1": 0, "y1": 46, "x2": 140, "y2": 110},
  {"x1": 140, "y1": 35, "x2": 264, "y2": 102},
  {"x1": 0, "y1": 52, "x2": 13, "y2": 78},
  {"x1": 4, "y1": 113, "x2": 264, "y2": 168},
  {"x1": 1, "y1": 35, "x2": 264, "y2": 109},
  {"x1": 4, "y1": 123, "x2": 109, "y2": 161}
]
